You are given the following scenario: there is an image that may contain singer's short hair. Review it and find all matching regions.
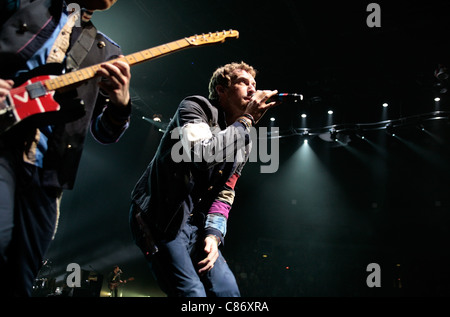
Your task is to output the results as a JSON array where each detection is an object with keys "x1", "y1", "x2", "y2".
[{"x1": 208, "y1": 61, "x2": 257, "y2": 100}]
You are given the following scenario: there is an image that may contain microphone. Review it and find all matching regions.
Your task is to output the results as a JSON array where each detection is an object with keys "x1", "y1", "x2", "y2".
[{"x1": 266, "y1": 93, "x2": 303, "y2": 103}]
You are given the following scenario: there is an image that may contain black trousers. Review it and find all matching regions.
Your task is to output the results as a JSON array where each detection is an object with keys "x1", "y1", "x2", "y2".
[{"x1": 0, "y1": 152, "x2": 59, "y2": 297}]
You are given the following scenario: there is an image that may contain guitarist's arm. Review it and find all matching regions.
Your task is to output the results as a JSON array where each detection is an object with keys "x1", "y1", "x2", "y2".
[{"x1": 90, "y1": 56, "x2": 132, "y2": 144}]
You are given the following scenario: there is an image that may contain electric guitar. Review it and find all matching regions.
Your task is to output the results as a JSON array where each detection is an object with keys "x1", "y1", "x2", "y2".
[
  {"x1": 0, "y1": 30, "x2": 239, "y2": 135},
  {"x1": 109, "y1": 277, "x2": 135, "y2": 291}
]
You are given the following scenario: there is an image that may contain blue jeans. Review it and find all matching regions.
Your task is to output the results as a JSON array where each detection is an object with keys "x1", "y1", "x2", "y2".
[
  {"x1": 149, "y1": 215, "x2": 240, "y2": 297},
  {"x1": 0, "y1": 153, "x2": 59, "y2": 297}
]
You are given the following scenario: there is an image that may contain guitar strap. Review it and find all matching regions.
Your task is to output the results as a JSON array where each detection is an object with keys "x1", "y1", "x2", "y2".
[{"x1": 65, "y1": 22, "x2": 97, "y2": 71}]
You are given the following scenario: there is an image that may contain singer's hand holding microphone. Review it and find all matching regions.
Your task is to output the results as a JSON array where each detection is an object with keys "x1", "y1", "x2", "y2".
[{"x1": 244, "y1": 90, "x2": 280, "y2": 124}]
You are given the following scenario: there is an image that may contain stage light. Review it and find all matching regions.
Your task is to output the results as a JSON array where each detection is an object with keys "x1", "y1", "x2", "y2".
[
  {"x1": 382, "y1": 103, "x2": 388, "y2": 108},
  {"x1": 385, "y1": 123, "x2": 395, "y2": 136},
  {"x1": 300, "y1": 113, "x2": 308, "y2": 129},
  {"x1": 328, "y1": 110, "x2": 333, "y2": 115},
  {"x1": 434, "y1": 64, "x2": 448, "y2": 81},
  {"x1": 300, "y1": 130, "x2": 309, "y2": 144},
  {"x1": 153, "y1": 114, "x2": 162, "y2": 122},
  {"x1": 434, "y1": 97, "x2": 441, "y2": 102},
  {"x1": 270, "y1": 117, "x2": 276, "y2": 122}
]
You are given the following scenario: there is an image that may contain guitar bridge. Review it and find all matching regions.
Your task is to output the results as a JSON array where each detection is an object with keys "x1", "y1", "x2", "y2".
[{"x1": 26, "y1": 81, "x2": 47, "y2": 99}]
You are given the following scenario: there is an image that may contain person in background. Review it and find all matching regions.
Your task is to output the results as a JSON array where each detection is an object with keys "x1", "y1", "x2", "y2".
[{"x1": 107, "y1": 265, "x2": 124, "y2": 297}]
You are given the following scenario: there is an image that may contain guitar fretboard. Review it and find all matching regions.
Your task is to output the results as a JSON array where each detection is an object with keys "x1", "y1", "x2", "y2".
[{"x1": 43, "y1": 38, "x2": 192, "y2": 91}]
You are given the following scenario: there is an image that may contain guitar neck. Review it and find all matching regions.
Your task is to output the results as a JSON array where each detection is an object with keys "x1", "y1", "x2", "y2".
[
  {"x1": 42, "y1": 30, "x2": 239, "y2": 92},
  {"x1": 43, "y1": 38, "x2": 192, "y2": 91}
]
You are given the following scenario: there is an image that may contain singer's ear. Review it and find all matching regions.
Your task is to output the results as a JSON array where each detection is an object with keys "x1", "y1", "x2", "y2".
[{"x1": 215, "y1": 85, "x2": 225, "y2": 96}]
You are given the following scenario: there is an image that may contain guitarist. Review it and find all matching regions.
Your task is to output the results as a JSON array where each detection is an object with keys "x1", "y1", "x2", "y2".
[
  {"x1": 107, "y1": 265, "x2": 125, "y2": 297},
  {"x1": 0, "y1": 0, "x2": 132, "y2": 297}
]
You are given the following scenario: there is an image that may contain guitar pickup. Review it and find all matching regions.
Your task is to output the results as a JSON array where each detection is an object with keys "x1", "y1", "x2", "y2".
[{"x1": 26, "y1": 82, "x2": 47, "y2": 99}]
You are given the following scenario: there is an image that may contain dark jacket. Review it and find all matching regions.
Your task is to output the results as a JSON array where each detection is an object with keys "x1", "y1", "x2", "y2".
[
  {"x1": 130, "y1": 96, "x2": 251, "y2": 247},
  {"x1": 0, "y1": 0, "x2": 131, "y2": 189}
]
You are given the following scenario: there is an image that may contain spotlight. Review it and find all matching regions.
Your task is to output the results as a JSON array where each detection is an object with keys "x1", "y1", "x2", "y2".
[
  {"x1": 434, "y1": 97, "x2": 441, "y2": 102},
  {"x1": 328, "y1": 110, "x2": 334, "y2": 115},
  {"x1": 354, "y1": 126, "x2": 366, "y2": 141},
  {"x1": 434, "y1": 64, "x2": 448, "y2": 81},
  {"x1": 270, "y1": 117, "x2": 276, "y2": 122},
  {"x1": 382, "y1": 103, "x2": 388, "y2": 108},
  {"x1": 301, "y1": 113, "x2": 307, "y2": 118},
  {"x1": 433, "y1": 65, "x2": 448, "y2": 95},
  {"x1": 300, "y1": 130, "x2": 309, "y2": 143},
  {"x1": 385, "y1": 123, "x2": 395, "y2": 136},
  {"x1": 142, "y1": 114, "x2": 168, "y2": 132},
  {"x1": 434, "y1": 82, "x2": 448, "y2": 94}
]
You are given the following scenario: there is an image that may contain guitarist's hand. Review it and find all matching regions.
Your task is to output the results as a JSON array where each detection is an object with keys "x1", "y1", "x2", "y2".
[
  {"x1": 0, "y1": 79, "x2": 14, "y2": 106},
  {"x1": 96, "y1": 56, "x2": 131, "y2": 107}
]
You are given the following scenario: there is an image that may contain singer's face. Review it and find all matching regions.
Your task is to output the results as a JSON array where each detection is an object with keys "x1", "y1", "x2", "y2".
[{"x1": 219, "y1": 69, "x2": 256, "y2": 115}]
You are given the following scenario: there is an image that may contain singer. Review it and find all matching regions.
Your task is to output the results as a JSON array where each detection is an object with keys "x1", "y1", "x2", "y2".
[{"x1": 130, "y1": 61, "x2": 280, "y2": 297}]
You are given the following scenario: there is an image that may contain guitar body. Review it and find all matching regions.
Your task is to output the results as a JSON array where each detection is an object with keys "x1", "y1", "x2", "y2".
[
  {"x1": 7, "y1": 75, "x2": 59, "y2": 121},
  {"x1": 109, "y1": 277, "x2": 135, "y2": 290},
  {"x1": 1, "y1": 64, "x2": 85, "y2": 135}
]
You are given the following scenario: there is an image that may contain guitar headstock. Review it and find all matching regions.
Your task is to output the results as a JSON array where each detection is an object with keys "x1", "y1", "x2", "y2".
[{"x1": 186, "y1": 30, "x2": 239, "y2": 46}]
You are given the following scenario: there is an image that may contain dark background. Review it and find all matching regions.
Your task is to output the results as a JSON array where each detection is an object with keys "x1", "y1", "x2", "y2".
[{"x1": 37, "y1": 0, "x2": 450, "y2": 297}]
